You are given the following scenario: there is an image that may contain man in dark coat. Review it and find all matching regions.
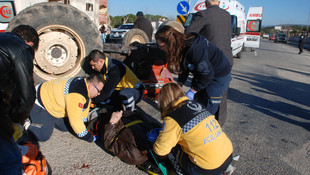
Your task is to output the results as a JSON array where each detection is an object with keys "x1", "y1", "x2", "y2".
[
  {"x1": 133, "y1": 11, "x2": 153, "y2": 42},
  {"x1": 298, "y1": 30, "x2": 308, "y2": 54},
  {"x1": 185, "y1": 0, "x2": 232, "y2": 126},
  {"x1": 0, "y1": 25, "x2": 39, "y2": 174}
]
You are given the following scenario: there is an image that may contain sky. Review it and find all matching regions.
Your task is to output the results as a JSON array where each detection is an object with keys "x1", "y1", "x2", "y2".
[{"x1": 108, "y1": 0, "x2": 310, "y2": 26}]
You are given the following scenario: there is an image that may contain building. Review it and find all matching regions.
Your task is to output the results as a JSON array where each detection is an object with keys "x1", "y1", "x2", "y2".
[{"x1": 99, "y1": 0, "x2": 108, "y2": 25}]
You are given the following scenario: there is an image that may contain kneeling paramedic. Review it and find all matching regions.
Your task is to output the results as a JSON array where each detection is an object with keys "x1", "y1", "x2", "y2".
[
  {"x1": 88, "y1": 50, "x2": 144, "y2": 111},
  {"x1": 27, "y1": 74, "x2": 104, "y2": 143}
]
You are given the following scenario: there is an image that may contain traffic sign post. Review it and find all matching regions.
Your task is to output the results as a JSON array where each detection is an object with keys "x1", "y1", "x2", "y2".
[{"x1": 177, "y1": 1, "x2": 190, "y2": 15}]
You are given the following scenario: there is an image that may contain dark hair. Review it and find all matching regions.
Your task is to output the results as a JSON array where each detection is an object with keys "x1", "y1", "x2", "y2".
[
  {"x1": 100, "y1": 25, "x2": 106, "y2": 33},
  {"x1": 88, "y1": 49, "x2": 106, "y2": 62},
  {"x1": 86, "y1": 73, "x2": 104, "y2": 85},
  {"x1": 136, "y1": 11, "x2": 144, "y2": 17},
  {"x1": 12, "y1": 25, "x2": 39, "y2": 51},
  {"x1": 155, "y1": 25, "x2": 192, "y2": 73}
]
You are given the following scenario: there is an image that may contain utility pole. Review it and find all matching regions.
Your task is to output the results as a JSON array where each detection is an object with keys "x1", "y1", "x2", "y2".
[
  {"x1": 307, "y1": 11, "x2": 310, "y2": 31},
  {"x1": 188, "y1": 0, "x2": 191, "y2": 15}
]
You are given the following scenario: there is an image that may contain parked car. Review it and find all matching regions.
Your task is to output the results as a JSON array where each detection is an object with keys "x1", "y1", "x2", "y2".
[
  {"x1": 274, "y1": 33, "x2": 288, "y2": 44},
  {"x1": 263, "y1": 34, "x2": 269, "y2": 39},
  {"x1": 269, "y1": 34, "x2": 276, "y2": 40},
  {"x1": 108, "y1": 23, "x2": 134, "y2": 42}
]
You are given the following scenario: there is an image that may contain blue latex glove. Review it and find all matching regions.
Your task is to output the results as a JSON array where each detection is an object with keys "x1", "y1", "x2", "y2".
[
  {"x1": 186, "y1": 89, "x2": 196, "y2": 101},
  {"x1": 93, "y1": 135, "x2": 100, "y2": 142},
  {"x1": 146, "y1": 128, "x2": 161, "y2": 142}
]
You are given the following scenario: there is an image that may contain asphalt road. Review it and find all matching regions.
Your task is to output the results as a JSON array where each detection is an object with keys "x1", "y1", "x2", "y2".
[{"x1": 39, "y1": 39, "x2": 310, "y2": 175}]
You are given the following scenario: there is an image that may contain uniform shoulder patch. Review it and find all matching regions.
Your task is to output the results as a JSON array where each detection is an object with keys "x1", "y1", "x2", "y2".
[{"x1": 78, "y1": 103, "x2": 83, "y2": 108}]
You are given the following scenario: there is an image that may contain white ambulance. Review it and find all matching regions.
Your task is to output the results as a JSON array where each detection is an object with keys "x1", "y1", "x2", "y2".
[
  {"x1": 184, "y1": 0, "x2": 246, "y2": 58},
  {"x1": 244, "y1": 7, "x2": 264, "y2": 50}
]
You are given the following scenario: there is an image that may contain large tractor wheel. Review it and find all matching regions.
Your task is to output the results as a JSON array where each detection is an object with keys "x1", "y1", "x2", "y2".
[
  {"x1": 7, "y1": 2, "x2": 103, "y2": 83},
  {"x1": 159, "y1": 20, "x2": 185, "y2": 33},
  {"x1": 122, "y1": 29, "x2": 149, "y2": 46}
]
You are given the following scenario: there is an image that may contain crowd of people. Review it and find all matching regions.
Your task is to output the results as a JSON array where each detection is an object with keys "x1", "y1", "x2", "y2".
[{"x1": 0, "y1": 1, "x2": 243, "y2": 174}]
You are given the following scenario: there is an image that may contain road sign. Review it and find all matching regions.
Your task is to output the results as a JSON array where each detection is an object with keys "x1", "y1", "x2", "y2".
[
  {"x1": 176, "y1": 15, "x2": 187, "y2": 26},
  {"x1": 177, "y1": 1, "x2": 189, "y2": 15}
]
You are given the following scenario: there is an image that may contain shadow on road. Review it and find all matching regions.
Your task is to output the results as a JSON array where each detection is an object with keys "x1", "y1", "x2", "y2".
[
  {"x1": 257, "y1": 47, "x2": 299, "y2": 55},
  {"x1": 229, "y1": 70, "x2": 310, "y2": 131},
  {"x1": 260, "y1": 39, "x2": 310, "y2": 55},
  {"x1": 267, "y1": 65, "x2": 310, "y2": 77}
]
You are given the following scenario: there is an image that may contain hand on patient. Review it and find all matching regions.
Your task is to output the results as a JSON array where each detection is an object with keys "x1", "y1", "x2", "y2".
[{"x1": 110, "y1": 111, "x2": 123, "y2": 124}]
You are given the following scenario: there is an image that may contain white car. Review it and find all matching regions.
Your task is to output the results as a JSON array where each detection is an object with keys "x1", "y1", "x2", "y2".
[{"x1": 109, "y1": 23, "x2": 133, "y2": 42}]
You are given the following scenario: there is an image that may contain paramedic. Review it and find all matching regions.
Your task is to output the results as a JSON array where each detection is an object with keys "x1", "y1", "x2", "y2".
[
  {"x1": 185, "y1": 0, "x2": 233, "y2": 126},
  {"x1": 27, "y1": 74, "x2": 104, "y2": 143},
  {"x1": 153, "y1": 83, "x2": 233, "y2": 175},
  {"x1": 88, "y1": 50, "x2": 144, "y2": 111},
  {"x1": 156, "y1": 25, "x2": 231, "y2": 115},
  {"x1": 0, "y1": 25, "x2": 39, "y2": 174}
]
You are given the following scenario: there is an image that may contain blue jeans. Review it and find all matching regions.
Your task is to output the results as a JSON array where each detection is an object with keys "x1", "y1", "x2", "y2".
[
  {"x1": 28, "y1": 104, "x2": 69, "y2": 142},
  {"x1": 195, "y1": 73, "x2": 231, "y2": 114},
  {"x1": 0, "y1": 137, "x2": 23, "y2": 175}
]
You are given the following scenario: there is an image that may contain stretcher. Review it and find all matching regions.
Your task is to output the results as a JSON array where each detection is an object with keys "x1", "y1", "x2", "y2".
[{"x1": 122, "y1": 43, "x2": 174, "y2": 99}]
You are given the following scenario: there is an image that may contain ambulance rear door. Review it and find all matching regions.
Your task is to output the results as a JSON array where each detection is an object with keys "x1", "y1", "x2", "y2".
[{"x1": 244, "y1": 7, "x2": 263, "y2": 48}]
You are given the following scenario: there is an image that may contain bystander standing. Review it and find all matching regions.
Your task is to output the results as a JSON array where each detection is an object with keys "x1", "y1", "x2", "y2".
[
  {"x1": 298, "y1": 30, "x2": 308, "y2": 54},
  {"x1": 185, "y1": 0, "x2": 233, "y2": 126},
  {"x1": 133, "y1": 11, "x2": 153, "y2": 42}
]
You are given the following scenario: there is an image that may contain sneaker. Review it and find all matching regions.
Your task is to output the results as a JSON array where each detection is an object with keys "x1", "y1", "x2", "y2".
[
  {"x1": 23, "y1": 118, "x2": 31, "y2": 131},
  {"x1": 224, "y1": 164, "x2": 235, "y2": 175},
  {"x1": 137, "y1": 160, "x2": 162, "y2": 174}
]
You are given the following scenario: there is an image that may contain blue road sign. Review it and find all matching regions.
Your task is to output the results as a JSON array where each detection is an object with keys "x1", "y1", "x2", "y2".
[{"x1": 177, "y1": 1, "x2": 190, "y2": 15}]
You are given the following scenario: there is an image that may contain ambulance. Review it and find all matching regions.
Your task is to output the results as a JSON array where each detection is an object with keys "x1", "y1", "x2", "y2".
[
  {"x1": 244, "y1": 7, "x2": 263, "y2": 49},
  {"x1": 0, "y1": 0, "x2": 15, "y2": 33},
  {"x1": 184, "y1": 0, "x2": 246, "y2": 58}
]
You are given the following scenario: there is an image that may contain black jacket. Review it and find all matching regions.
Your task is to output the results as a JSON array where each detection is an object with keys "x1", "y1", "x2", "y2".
[
  {"x1": 133, "y1": 16, "x2": 153, "y2": 42},
  {"x1": 178, "y1": 34, "x2": 231, "y2": 92},
  {"x1": 0, "y1": 33, "x2": 35, "y2": 123},
  {"x1": 92, "y1": 57, "x2": 126, "y2": 103},
  {"x1": 185, "y1": 5, "x2": 233, "y2": 67},
  {"x1": 299, "y1": 32, "x2": 307, "y2": 43}
]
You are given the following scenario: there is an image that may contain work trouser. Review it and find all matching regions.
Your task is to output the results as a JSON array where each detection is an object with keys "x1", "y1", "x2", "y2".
[
  {"x1": 179, "y1": 151, "x2": 232, "y2": 175},
  {"x1": 215, "y1": 89, "x2": 228, "y2": 126},
  {"x1": 102, "y1": 85, "x2": 145, "y2": 112},
  {"x1": 299, "y1": 40, "x2": 305, "y2": 52},
  {"x1": 28, "y1": 104, "x2": 70, "y2": 142},
  {"x1": 194, "y1": 72, "x2": 231, "y2": 115},
  {"x1": 168, "y1": 145, "x2": 232, "y2": 175}
]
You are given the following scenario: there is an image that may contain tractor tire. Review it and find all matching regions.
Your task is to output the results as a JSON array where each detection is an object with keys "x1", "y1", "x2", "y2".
[
  {"x1": 7, "y1": 2, "x2": 103, "y2": 83},
  {"x1": 159, "y1": 20, "x2": 185, "y2": 33},
  {"x1": 122, "y1": 29, "x2": 149, "y2": 46}
]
